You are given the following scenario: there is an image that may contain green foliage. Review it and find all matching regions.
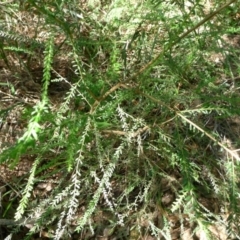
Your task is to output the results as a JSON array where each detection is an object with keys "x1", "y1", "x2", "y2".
[{"x1": 1, "y1": 0, "x2": 240, "y2": 239}]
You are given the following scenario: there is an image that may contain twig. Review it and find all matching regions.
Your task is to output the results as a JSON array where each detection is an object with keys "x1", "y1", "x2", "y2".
[
  {"x1": 0, "y1": 218, "x2": 36, "y2": 226},
  {"x1": 102, "y1": 126, "x2": 150, "y2": 138},
  {"x1": 0, "y1": 90, "x2": 35, "y2": 107},
  {"x1": 129, "y1": 0, "x2": 238, "y2": 81},
  {"x1": 137, "y1": 90, "x2": 240, "y2": 162},
  {"x1": 90, "y1": 83, "x2": 130, "y2": 114}
]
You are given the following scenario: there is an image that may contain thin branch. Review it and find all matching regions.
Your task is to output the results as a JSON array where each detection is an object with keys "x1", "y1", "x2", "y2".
[
  {"x1": 128, "y1": 0, "x2": 238, "y2": 81},
  {"x1": 89, "y1": 83, "x2": 130, "y2": 114},
  {"x1": 102, "y1": 126, "x2": 150, "y2": 138},
  {"x1": 177, "y1": 113, "x2": 240, "y2": 161},
  {"x1": 137, "y1": 90, "x2": 240, "y2": 162},
  {"x1": 0, "y1": 218, "x2": 36, "y2": 226}
]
